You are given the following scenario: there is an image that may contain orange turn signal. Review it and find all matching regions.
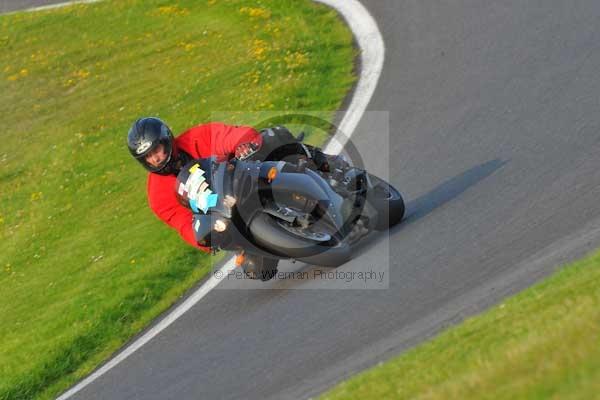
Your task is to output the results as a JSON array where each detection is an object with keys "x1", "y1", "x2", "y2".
[
  {"x1": 235, "y1": 253, "x2": 245, "y2": 267},
  {"x1": 267, "y1": 167, "x2": 278, "y2": 183}
]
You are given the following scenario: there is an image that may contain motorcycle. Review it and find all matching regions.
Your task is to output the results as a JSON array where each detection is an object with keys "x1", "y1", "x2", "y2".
[{"x1": 175, "y1": 151, "x2": 404, "y2": 281}]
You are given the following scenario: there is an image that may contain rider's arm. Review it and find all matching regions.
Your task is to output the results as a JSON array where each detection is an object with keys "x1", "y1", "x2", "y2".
[
  {"x1": 201, "y1": 122, "x2": 263, "y2": 160},
  {"x1": 147, "y1": 173, "x2": 211, "y2": 253}
]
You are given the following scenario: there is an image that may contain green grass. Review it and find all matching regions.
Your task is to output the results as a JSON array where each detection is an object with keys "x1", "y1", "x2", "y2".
[
  {"x1": 320, "y1": 250, "x2": 600, "y2": 400},
  {"x1": 0, "y1": 1, "x2": 356, "y2": 399}
]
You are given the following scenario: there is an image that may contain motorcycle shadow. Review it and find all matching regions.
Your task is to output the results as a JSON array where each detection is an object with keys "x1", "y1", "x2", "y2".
[
  {"x1": 225, "y1": 158, "x2": 508, "y2": 289},
  {"x1": 350, "y1": 158, "x2": 509, "y2": 253}
]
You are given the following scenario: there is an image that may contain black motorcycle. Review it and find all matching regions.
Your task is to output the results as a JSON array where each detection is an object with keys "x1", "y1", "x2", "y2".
[{"x1": 175, "y1": 154, "x2": 404, "y2": 281}]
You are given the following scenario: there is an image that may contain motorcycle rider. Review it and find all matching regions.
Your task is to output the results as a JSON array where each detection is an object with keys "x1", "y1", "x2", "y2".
[{"x1": 127, "y1": 117, "x2": 347, "y2": 253}]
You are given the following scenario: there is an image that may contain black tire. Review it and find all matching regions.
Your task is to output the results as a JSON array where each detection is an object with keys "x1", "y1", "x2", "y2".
[
  {"x1": 248, "y1": 213, "x2": 352, "y2": 267},
  {"x1": 366, "y1": 174, "x2": 405, "y2": 231},
  {"x1": 297, "y1": 239, "x2": 353, "y2": 267}
]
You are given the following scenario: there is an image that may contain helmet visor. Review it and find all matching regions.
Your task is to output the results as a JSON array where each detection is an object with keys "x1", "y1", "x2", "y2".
[{"x1": 137, "y1": 138, "x2": 173, "y2": 173}]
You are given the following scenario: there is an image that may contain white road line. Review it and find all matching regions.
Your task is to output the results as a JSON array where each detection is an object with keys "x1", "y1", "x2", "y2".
[
  {"x1": 1, "y1": 0, "x2": 100, "y2": 15},
  {"x1": 317, "y1": 0, "x2": 386, "y2": 154},
  {"x1": 55, "y1": 1, "x2": 385, "y2": 399},
  {"x1": 56, "y1": 259, "x2": 238, "y2": 400}
]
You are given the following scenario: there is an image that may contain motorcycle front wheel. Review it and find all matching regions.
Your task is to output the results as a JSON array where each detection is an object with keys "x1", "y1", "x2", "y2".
[
  {"x1": 366, "y1": 174, "x2": 405, "y2": 230},
  {"x1": 248, "y1": 213, "x2": 352, "y2": 267}
]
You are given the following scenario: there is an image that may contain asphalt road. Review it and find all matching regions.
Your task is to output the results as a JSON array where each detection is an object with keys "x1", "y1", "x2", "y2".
[
  {"x1": 1, "y1": 0, "x2": 68, "y2": 12},
  {"x1": 9, "y1": 1, "x2": 600, "y2": 399}
]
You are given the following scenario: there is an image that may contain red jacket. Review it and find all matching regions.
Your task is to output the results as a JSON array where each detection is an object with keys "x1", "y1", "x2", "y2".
[{"x1": 147, "y1": 122, "x2": 261, "y2": 252}]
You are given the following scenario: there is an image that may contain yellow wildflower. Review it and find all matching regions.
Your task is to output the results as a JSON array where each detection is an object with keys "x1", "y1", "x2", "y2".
[
  {"x1": 75, "y1": 69, "x2": 90, "y2": 79},
  {"x1": 30, "y1": 192, "x2": 43, "y2": 201},
  {"x1": 284, "y1": 51, "x2": 309, "y2": 69},
  {"x1": 239, "y1": 7, "x2": 271, "y2": 19},
  {"x1": 153, "y1": 5, "x2": 190, "y2": 17},
  {"x1": 251, "y1": 39, "x2": 268, "y2": 60},
  {"x1": 7, "y1": 68, "x2": 28, "y2": 81}
]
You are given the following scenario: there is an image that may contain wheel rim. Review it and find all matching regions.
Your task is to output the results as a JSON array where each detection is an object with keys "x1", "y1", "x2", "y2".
[{"x1": 276, "y1": 221, "x2": 332, "y2": 242}]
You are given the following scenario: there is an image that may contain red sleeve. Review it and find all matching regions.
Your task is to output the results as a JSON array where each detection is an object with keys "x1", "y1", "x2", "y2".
[
  {"x1": 205, "y1": 122, "x2": 262, "y2": 160},
  {"x1": 147, "y1": 173, "x2": 210, "y2": 253}
]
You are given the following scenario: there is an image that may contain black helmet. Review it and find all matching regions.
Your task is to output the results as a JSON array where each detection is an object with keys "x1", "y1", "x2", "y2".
[{"x1": 127, "y1": 117, "x2": 175, "y2": 174}]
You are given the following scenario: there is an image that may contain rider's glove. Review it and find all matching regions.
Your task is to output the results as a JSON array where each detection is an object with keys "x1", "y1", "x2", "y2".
[
  {"x1": 234, "y1": 141, "x2": 261, "y2": 160},
  {"x1": 310, "y1": 147, "x2": 350, "y2": 173},
  {"x1": 329, "y1": 154, "x2": 350, "y2": 171}
]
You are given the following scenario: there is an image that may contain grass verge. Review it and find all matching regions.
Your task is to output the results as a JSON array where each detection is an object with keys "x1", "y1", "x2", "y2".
[
  {"x1": 0, "y1": 1, "x2": 356, "y2": 399},
  {"x1": 320, "y1": 249, "x2": 600, "y2": 400}
]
